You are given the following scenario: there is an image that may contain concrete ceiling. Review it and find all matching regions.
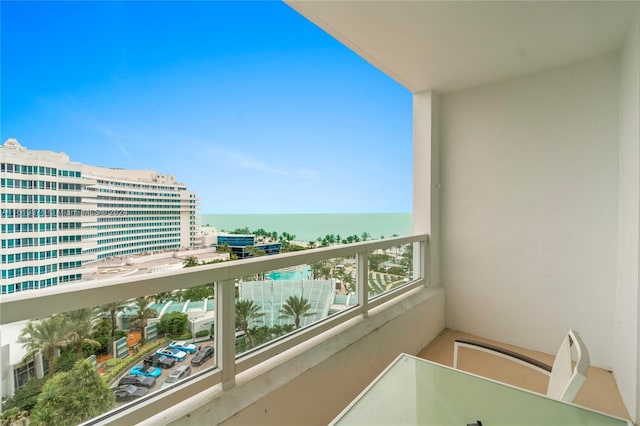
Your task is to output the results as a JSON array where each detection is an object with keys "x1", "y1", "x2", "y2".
[{"x1": 286, "y1": 1, "x2": 639, "y2": 93}]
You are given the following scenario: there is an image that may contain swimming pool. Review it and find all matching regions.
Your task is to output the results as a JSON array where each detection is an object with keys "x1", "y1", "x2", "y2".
[{"x1": 267, "y1": 265, "x2": 312, "y2": 281}]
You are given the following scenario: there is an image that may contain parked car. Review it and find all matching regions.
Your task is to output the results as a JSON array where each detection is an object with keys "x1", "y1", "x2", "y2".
[
  {"x1": 168, "y1": 340, "x2": 198, "y2": 354},
  {"x1": 191, "y1": 345, "x2": 214, "y2": 366},
  {"x1": 160, "y1": 365, "x2": 191, "y2": 389},
  {"x1": 118, "y1": 374, "x2": 156, "y2": 388},
  {"x1": 113, "y1": 384, "x2": 148, "y2": 402},
  {"x1": 144, "y1": 354, "x2": 176, "y2": 369},
  {"x1": 130, "y1": 364, "x2": 162, "y2": 378},
  {"x1": 156, "y1": 347, "x2": 187, "y2": 362}
]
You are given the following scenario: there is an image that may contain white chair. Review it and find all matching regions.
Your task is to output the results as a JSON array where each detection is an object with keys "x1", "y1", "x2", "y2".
[{"x1": 453, "y1": 329, "x2": 590, "y2": 402}]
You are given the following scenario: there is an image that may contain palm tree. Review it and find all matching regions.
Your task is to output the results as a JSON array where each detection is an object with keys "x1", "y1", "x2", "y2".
[
  {"x1": 343, "y1": 272, "x2": 356, "y2": 294},
  {"x1": 311, "y1": 262, "x2": 322, "y2": 279},
  {"x1": 217, "y1": 243, "x2": 231, "y2": 254},
  {"x1": 279, "y1": 295, "x2": 314, "y2": 329},
  {"x1": 152, "y1": 292, "x2": 171, "y2": 303},
  {"x1": 132, "y1": 297, "x2": 158, "y2": 345},
  {"x1": 63, "y1": 308, "x2": 101, "y2": 360},
  {"x1": 235, "y1": 299, "x2": 264, "y2": 347},
  {"x1": 18, "y1": 316, "x2": 68, "y2": 378},
  {"x1": 245, "y1": 245, "x2": 266, "y2": 257},
  {"x1": 99, "y1": 301, "x2": 125, "y2": 354},
  {"x1": 183, "y1": 255, "x2": 199, "y2": 267}
]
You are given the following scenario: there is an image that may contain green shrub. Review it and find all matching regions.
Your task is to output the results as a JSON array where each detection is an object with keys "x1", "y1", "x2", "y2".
[
  {"x1": 2, "y1": 376, "x2": 47, "y2": 412},
  {"x1": 170, "y1": 331, "x2": 192, "y2": 340},
  {"x1": 29, "y1": 360, "x2": 113, "y2": 425},
  {"x1": 157, "y1": 312, "x2": 188, "y2": 336},
  {"x1": 386, "y1": 266, "x2": 405, "y2": 275},
  {"x1": 195, "y1": 330, "x2": 210, "y2": 338},
  {"x1": 54, "y1": 348, "x2": 77, "y2": 373},
  {"x1": 103, "y1": 357, "x2": 123, "y2": 370},
  {"x1": 1, "y1": 407, "x2": 29, "y2": 424}
]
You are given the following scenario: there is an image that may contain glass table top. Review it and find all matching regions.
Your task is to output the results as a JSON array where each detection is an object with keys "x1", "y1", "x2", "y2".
[{"x1": 332, "y1": 354, "x2": 630, "y2": 426}]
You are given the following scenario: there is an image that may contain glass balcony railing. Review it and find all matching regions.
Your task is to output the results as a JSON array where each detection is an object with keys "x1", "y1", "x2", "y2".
[
  {"x1": 0, "y1": 234, "x2": 428, "y2": 425},
  {"x1": 368, "y1": 241, "x2": 415, "y2": 301}
]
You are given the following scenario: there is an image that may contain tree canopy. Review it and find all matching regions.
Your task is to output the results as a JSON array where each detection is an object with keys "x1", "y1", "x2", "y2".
[
  {"x1": 132, "y1": 297, "x2": 158, "y2": 345},
  {"x1": 157, "y1": 312, "x2": 189, "y2": 337},
  {"x1": 235, "y1": 299, "x2": 264, "y2": 346},
  {"x1": 279, "y1": 295, "x2": 314, "y2": 329},
  {"x1": 183, "y1": 255, "x2": 200, "y2": 267},
  {"x1": 29, "y1": 359, "x2": 114, "y2": 425},
  {"x1": 63, "y1": 308, "x2": 100, "y2": 360},
  {"x1": 18, "y1": 316, "x2": 69, "y2": 378},
  {"x1": 2, "y1": 377, "x2": 46, "y2": 413},
  {"x1": 180, "y1": 285, "x2": 214, "y2": 301}
]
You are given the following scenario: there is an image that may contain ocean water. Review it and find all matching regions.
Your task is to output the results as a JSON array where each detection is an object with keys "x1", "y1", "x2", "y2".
[{"x1": 200, "y1": 213, "x2": 412, "y2": 243}]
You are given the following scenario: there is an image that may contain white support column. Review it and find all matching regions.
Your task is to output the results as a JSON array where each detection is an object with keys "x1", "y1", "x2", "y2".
[
  {"x1": 35, "y1": 351, "x2": 44, "y2": 378},
  {"x1": 356, "y1": 252, "x2": 369, "y2": 318},
  {"x1": 216, "y1": 279, "x2": 236, "y2": 390},
  {"x1": 413, "y1": 90, "x2": 440, "y2": 287},
  {"x1": 613, "y1": 10, "x2": 640, "y2": 423},
  {"x1": 1, "y1": 343, "x2": 13, "y2": 399},
  {"x1": 419, "y1": 238, "x2": 429, "y2": 286}
]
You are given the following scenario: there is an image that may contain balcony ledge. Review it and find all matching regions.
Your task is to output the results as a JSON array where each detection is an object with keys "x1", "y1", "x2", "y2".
[{"x1": 112, "y1": 286, "x2": 445, "y2": 426}]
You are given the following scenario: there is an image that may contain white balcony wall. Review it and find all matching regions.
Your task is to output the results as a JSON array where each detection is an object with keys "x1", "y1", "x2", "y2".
[
  {"x1": 614, "y1": 13, "x2": 640, "y2": 423},
  {"x1": 440, "y1": 53, "x2": 620, "y2": 368}
]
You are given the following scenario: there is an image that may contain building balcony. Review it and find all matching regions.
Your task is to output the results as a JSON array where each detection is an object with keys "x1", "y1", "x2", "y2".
[
  {"x1": 1, "y1": 232, "x2": 632, "y2": 425},
  {"x1": 1, "y1": 1, "x2": 639, "y2": 424},
  {"x1": 1, "y1": 234, "x2": 441, "y2": 425}
]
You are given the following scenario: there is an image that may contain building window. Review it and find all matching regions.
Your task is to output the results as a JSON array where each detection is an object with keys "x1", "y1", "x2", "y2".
[{"x1": 13, "y1": 361, "x2": 37, "y2": 389}]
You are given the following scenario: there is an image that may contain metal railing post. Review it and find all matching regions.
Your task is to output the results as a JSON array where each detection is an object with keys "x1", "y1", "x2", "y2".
[
  {"x1": 356, "y1": 251, "x2": 369, "y2": 318},
  {"x1": 412, "y1": 239, "x2": 425, "y2": 286},
  {"x1": 216, "y1": 279, "x2": 236, "y2": 390},
  {"x1": 423, "y1": 236, "x2": 430, "y2": 287}
]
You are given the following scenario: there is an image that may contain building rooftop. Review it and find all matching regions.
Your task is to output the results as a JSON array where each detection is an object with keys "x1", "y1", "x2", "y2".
[{"x1": 82, "y1": 248, "x2": 227, "y2": 281}]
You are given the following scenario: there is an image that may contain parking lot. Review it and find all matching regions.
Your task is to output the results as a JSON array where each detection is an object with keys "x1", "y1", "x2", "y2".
[{"x1": 113, "y1": 343, "x2": 216, "y2": 406}]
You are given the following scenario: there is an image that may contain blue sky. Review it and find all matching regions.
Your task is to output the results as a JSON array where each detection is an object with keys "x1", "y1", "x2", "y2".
[{"x1": 1, "y1": 1, "x2": 412, "y2": 214}]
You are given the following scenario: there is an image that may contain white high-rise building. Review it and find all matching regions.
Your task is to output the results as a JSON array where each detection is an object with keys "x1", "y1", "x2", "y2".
[{"x1": 0, "y1": 138, "x2": 197, "y2": 294}]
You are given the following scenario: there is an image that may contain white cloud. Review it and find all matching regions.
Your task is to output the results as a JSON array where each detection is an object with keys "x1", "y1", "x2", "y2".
[
  {"x1": 297, "y1": 169, "x2": 318, "y2": 180},
  {"x1": 230, "y1": 152, "x2": 289, "y2": 176}
]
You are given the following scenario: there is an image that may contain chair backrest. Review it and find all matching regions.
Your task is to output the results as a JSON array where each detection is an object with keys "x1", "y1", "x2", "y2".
[{"x1": 546, "y1": 329, "x2": 590, "y2": 401}]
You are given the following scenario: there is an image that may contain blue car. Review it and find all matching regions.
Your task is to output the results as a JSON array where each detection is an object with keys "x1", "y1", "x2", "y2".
[
  {"x1": 130, "y1": 364, "x2": 162, "y2": 378},
  {"x1": 156, "y1": 347, "x2": 188, "y2": 362},
  {"x1": 168, "y1": 341, "x2": 198, "y2": 354}
]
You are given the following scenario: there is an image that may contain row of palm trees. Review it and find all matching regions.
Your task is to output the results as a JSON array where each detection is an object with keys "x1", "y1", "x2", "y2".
[
  {"x1": 235, "y1": 295, "x2": 313, "y2": 348},
  {"x1": 18, "y1": 291, "x2": 315, "y2": 379},
  {"x1": 230, "y1": 227, "x2": 386, "y2": 253},
  {"x1": 18, "y1": 309, "x2": 100, "y2": 379},
  {"x1": 18, "y1": 297, "x2": 159, "y2": 379},
  {"x1": 308, "y1": 232, "x2": 374, "y2": 249},
  {"x1": 241, "y1": 227, "x2": 380, "y2": 248}
]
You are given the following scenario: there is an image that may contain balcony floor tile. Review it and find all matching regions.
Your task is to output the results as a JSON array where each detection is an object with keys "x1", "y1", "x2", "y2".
[{"x1": 417, "y1": 328, "x2": 631, "y2": 421}]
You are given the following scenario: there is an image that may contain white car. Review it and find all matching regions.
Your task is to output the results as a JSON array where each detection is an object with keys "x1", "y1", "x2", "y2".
[
  {"x1": 160, "y1": 365, "x2": 192, "y2": 389},
  {"x1": 156, "y1": 347, "x2": 188, "y2": 362},
  {"x1": 168, "y1": 340, "x2": 198, "y2": 354}
]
